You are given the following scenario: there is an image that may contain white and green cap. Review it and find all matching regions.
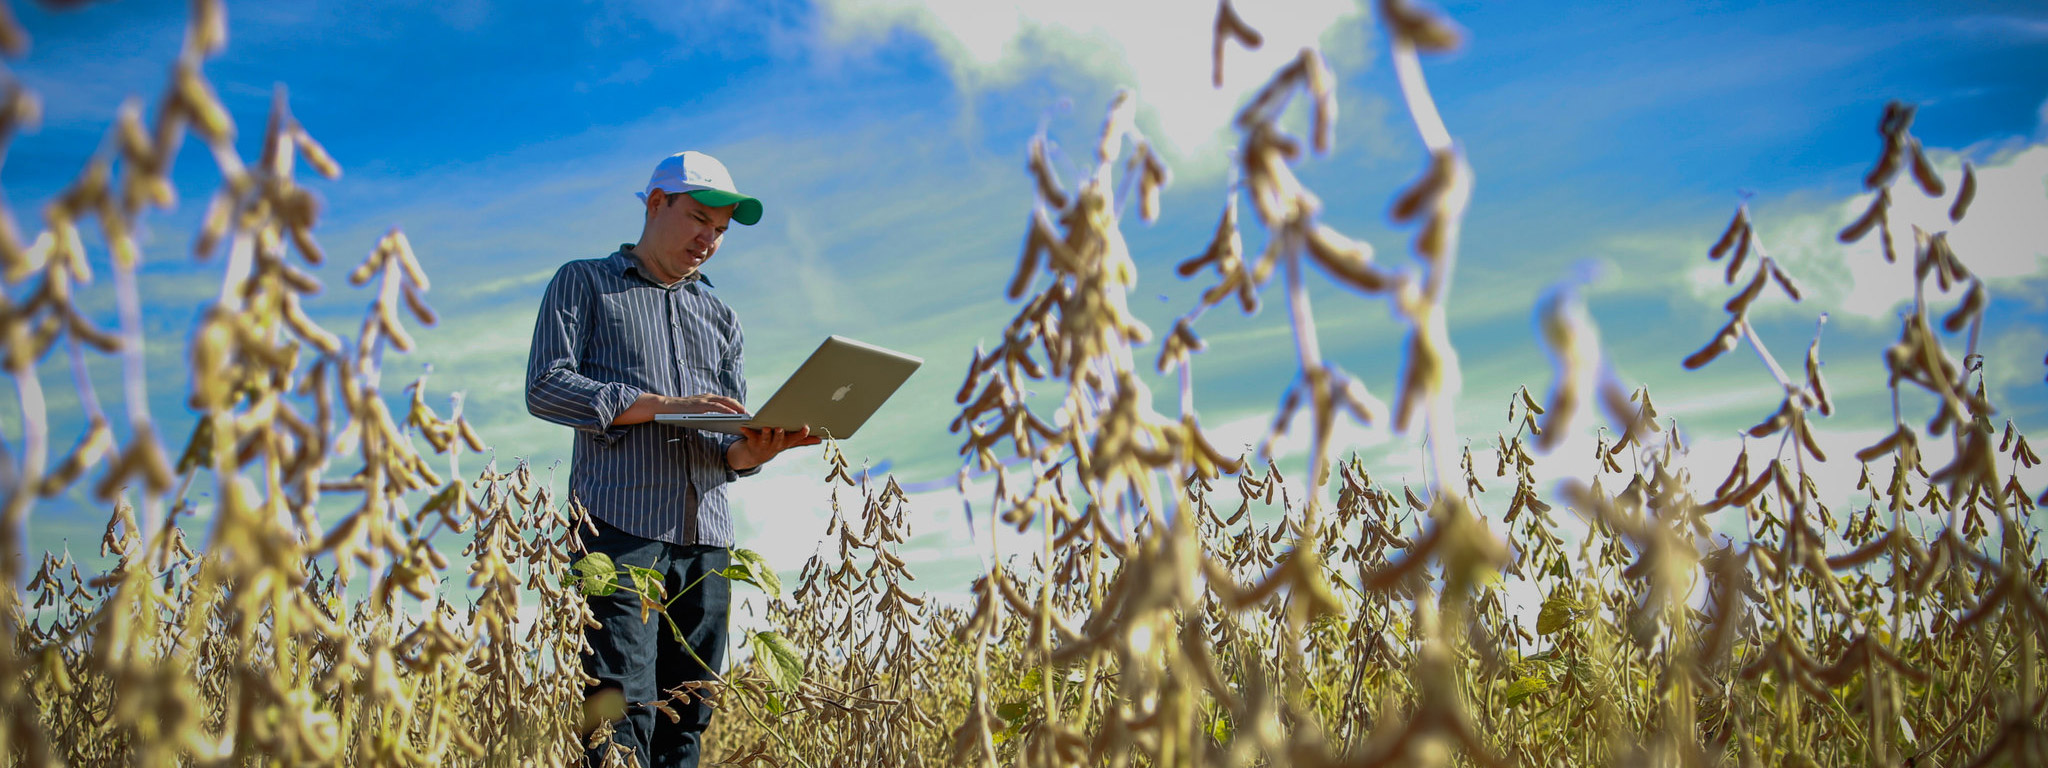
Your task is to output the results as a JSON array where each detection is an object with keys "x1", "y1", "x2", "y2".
[{"x1": 637, "y1": 150, "x2": 763, "y2": 225}]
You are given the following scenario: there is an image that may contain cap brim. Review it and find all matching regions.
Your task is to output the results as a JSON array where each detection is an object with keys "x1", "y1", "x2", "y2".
[{"x1": 685, "y1": 189, "x2": 763, "y2": 226}]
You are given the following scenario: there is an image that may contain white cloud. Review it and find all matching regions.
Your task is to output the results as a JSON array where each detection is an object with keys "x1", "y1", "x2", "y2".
[
  {"x1": 812, "y1": 0, "x2": 1370, "y2": 166},
  {"x1": 728, "y1": 459, "x2": 848, "y2": 565},
  {"x1": 1683, "y1": 132, "x2": 2048, "y2": 321}
]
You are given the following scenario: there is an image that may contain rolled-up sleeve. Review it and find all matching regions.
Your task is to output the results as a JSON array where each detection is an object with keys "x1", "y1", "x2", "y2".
[
  {"x1": 526, "y1": 264, "x2": 641, "y2": 443},
  {"x1": 717, "y1": 321, "x2": 763, "y2": 480},
  {"x1": 718, "y1": 434, "x2": 753, "y2": 479}
]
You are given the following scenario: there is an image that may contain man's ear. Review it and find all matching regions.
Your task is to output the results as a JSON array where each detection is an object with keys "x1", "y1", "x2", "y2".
[{"x1": 644, "y1": 189, "x2": 666, "y2": 219}]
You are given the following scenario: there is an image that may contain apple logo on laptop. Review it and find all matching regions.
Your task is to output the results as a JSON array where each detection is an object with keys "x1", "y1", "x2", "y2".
[{"x1": 832, "y1": 384, "x2": 853, "y2": 402}]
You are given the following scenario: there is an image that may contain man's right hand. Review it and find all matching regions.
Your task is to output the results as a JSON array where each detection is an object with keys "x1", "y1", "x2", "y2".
[
  {"x1": 661, "y1": 393, "x2": 747, "y2": 415},
  {"x1": 613, "y1": 392, "x2": 746, "y2": 425}
]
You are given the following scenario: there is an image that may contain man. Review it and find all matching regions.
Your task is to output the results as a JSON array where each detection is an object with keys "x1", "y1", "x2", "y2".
[{"x1": 526, "y1": 150, "x2": 820, "y2": 768}]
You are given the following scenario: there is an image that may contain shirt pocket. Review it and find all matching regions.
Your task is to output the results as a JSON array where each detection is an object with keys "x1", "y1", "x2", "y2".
[{"x1": 588, "y1": 293, "x2": 653, "y2": 382}]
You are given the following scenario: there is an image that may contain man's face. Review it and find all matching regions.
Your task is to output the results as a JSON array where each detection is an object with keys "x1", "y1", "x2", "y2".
[{"x1": 646, "y1": 191, "x2": 736, "y2": 279}]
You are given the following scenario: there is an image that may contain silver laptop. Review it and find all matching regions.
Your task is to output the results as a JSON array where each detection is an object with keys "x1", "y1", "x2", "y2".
[{"x1": 654, "y1": 335, "x2": 922, "y2": 440}]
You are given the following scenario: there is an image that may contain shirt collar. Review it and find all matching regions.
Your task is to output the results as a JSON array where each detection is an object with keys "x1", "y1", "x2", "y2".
[{"x1": 610, "y1": 244, "x2": 714, "y2": 288}]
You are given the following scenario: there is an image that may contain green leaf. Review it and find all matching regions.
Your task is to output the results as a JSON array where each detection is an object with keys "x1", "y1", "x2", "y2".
[
  {"x1": 744, "y1": 548, "x2": 783, "y2": 599},
  {"x1": 624, "y1": 565, "x2": 665, "y2": 602},
  {"x1": 995, "y1": 700, "x2": 1033, "y2": 725},
  {"x1": 1503, "y1": 676, "x2": 1551, "y2": 707},
  {"x1": 573, "y1": 553, "x2": 619, "y2": 597},
  {"x1": 716, "y1": 564, "x2": 754, "y2": 587},
  {"x1": 1537, "y1": 590, "x2": 1581, "y2": 636},
  {"x1": 1016, "y1": 667, "x2": 1044, "y2": 693},
  {"x1": 722, "y1": 548, "x2": 782, "y2": 599},
  {"x1": 1014, "y1": 665, "x2": 1084, "y2": 694},
  {"x1": 747, "y1": 630, "x2": 805, "y2": 691},
  {"x1": 1513, "y1": 650, "x2": 1563, "y2": 677}
]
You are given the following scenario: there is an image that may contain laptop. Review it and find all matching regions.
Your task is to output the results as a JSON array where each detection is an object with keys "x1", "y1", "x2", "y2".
[{"x1": 654, "y1": 335, "x2": 922, "y2": 440}]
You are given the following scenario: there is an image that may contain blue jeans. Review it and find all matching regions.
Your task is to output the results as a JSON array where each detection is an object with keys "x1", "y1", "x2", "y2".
[{"x1": 582, "y1": 517, "x2": 731, "y2": 768}]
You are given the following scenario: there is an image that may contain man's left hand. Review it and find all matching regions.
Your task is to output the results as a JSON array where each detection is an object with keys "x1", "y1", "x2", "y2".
[{"x1": 728, "y1": 426, "x2": 824, "y2": 471}]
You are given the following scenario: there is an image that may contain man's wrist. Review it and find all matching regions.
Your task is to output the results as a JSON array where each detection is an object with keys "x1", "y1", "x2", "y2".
[{"x1": 730, "y1": 444, "x2": 763, "y2": 471}]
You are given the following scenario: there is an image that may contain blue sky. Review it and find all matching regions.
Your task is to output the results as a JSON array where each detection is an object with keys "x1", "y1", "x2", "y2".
[{"x1": 7, "y1": 0, "x2": 2047, "y2": 596}]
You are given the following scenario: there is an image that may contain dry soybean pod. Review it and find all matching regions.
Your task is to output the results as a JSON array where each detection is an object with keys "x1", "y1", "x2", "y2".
[
  {"x1": 1908, "y1": 138, "x2": 1945, "y2": 197},
  {"x1": 1709, "y1": 207, "x2": 1748, "y2": 260},
  {"x1": 1724, "y1": 261, "x2": 1770, "y2": 313},
  {"x1": 1684, "y1": 320, "x2": 1740, "y2": 370},
  {"x1": 1805, "y1": 337, "x2": 1833, "y2": 417},
  {"x1": 1949, "y1": 161, "x2": 1976, "y2": 222},
  {"x1": 1767, "y1": 259, "x2": 1804, "y2": 302},
  {"x1": 1941, "y1": 280, "x2": 1984, "y2": 334},
  {"x1": 1863, "y1": 131, "x2": 1902, "y2": 190},
  {"x1": 1212, "y1": 0, "x2": 1264, "y2": 87},
  {"x1": 1724, "y1": 225, "x2": 1750, "y2": 284},
  {"x1": 1838, "y1": 189, "x2": 1888, "y2": 244}
]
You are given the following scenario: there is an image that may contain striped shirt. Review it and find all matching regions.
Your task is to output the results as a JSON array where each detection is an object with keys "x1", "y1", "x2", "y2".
[{"x1": 525, "y1": 245, "x2": 758, "y2": 547}]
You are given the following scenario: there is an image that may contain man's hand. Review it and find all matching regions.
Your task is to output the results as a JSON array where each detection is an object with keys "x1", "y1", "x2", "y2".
[
  {"x1": 614, "y1": 392, "x2": 746, "y2": 425},
  {"x1": 728, "y1": 426, "x2": 823, "y2": 471},
  {"x1": 665, "y1": 393, "x2": 747, "y2": 414}
]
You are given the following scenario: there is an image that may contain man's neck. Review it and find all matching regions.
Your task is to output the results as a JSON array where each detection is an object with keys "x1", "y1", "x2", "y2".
[{"x1": 625, "y1": 242, "x2": 695, "y2": 286}]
